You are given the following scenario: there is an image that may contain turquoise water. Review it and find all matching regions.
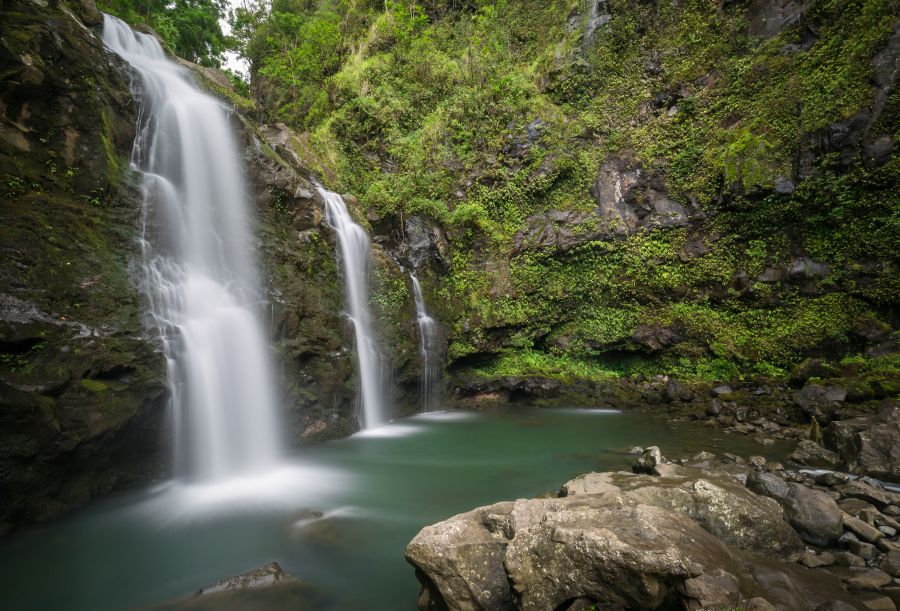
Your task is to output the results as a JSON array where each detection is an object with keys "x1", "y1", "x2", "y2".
[{"x1": 0, "y1": 408, "x2": 790, "y2": 610}]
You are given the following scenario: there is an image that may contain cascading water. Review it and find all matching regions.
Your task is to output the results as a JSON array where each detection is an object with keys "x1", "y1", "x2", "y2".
[
  {"x1": 103, "y1": 15, "x2": 280, "y2": 481},
  {"x1": 318, "y1": 187, "x2": 386, "y2": 429},
  {"x1": 410, "y1": 275, "x2": 442, "y2": 411}
]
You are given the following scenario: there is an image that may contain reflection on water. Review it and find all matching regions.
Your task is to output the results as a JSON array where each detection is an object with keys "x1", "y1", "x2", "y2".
[{"x1": 0, "y1": 407, "x2": 791, "y2": 611}]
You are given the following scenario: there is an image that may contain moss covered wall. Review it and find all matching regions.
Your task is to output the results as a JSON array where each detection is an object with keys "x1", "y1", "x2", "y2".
[
  {"x1": 0, "y1": 0, "x2": 169, "y2": 531},
  {"x1": 250, "y1": 0, "x2": 897, "y2": 393}
]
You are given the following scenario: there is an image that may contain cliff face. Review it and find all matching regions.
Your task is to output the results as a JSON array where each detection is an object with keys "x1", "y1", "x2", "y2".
[
  {"x1": 0, "y1": 0, "x2": 167, "y2": 531},
  {"x1": 0, "y1": 0, "x2": 422, "y2": 530},
  {"x1": 244, "y1": 0, "x2": 898, "y2": 399}
]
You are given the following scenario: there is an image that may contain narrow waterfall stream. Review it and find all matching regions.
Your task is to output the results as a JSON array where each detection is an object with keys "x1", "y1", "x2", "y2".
[
  {"x1": 410, "y1": 274, "x2": 442, "y2": 411},
  {"x1": 103, "y1": 16, "x2": 281, "y2": 480},
  {"x1": 318, "y1": 187, "x2": 387, "y2": 429}
]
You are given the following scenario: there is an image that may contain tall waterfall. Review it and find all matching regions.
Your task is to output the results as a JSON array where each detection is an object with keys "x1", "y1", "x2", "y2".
[
  {"x1": 103, "y1": 16, "x2": 280, "y2": 481},
  {"x1": 410, "y1": 275, "x2": 441, "y2": 411},
  {"x1": 318, "y1": 187, "x2": 386, "y2": 429}
]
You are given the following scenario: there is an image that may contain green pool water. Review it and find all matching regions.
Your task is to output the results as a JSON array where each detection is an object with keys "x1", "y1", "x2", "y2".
[{"x1": 0, "y1": 407, "x2": 791, "y2": 610}]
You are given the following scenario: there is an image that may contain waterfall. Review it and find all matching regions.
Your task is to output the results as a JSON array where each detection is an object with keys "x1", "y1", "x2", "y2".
[
  {"x1": 318, "y1": 187, "x2": 386, "y2": 429},
  {"x1": 410, "y1": 275, "x2": 442, "y2": 411},
  {"x1": 103, "y1": 15, "x2": 281, "y2": 481}
]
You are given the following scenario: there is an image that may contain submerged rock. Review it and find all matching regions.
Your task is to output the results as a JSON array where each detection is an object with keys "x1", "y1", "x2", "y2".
[{"x1": 196, "y1": 562, "x2": 298, "y2": 597}]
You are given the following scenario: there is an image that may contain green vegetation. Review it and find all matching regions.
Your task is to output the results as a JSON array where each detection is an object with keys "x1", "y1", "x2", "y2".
[
  {"x1": 98, "y1": 0, "x2": 229, "y2": 66},
  {"x1": 230, "y1": 0, "x2": 897, "y2": 384}
]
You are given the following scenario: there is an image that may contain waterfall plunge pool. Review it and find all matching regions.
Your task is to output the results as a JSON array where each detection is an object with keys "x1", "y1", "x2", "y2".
[{"x1": 0, "y1": 407, "x2": 791, "y2": 610}]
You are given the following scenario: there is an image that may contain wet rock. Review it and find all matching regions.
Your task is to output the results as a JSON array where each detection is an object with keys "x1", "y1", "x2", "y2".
[
  {"x1": 881, "y1": 551, "x2": 900, "y2": 577},
  {"x1": 847, "y1": 539, "x2": 878, "y2": 561},
  {"x1": 196, "y1": 562, "x2": 298, "y2": 596},
  {"x1": 747, "y1": 470, "x2": 791, "y2": 501},
  {"x1": 846, "y1": 515, "x2": 886, "y2": 544},
  {"x1": 403, "y1": 215, "x2": 451, "y2": 271},
  {"x1": 783, "y1": 484, "x2": 844, "y2": 546},
  {"x1": 0, "y1": 0, "x2": 172, "y2": 529},
  {"x1": 406, "y1": 500, "x2": 517, "y2": 611},
  {"x1": 816, "y1": 471, "x2": 851, "y2": 487},
  {"x1": 747, "y1": 597, "x2": 778, "y2": 611},
  {"x1": 748, "y1": 471, "x2": 843, "y2": 546},
  {"x1": 801, "y1": 550, "x2": 836, "y2": 568},
  {"x1": 795, "y1": 385, "x2": 847, "y2": 424},
  {"x1": 835, "y1": 550, "x2": 867, "y2": 567},
  {"x1": 632, "y1": 446, "x2": 663, "y2": 475},
  {"x1": 711, "y1": 384, "x2": 733, "y2": 396},
  {"x1": 816, "y1": 603, "x2": 861, "y2": 611},
  {"x1": 844, "y1": 568, "x2": 893, "y2": 591},
  {"x1": 511, "y1": 209, "x2": 599, "y2": 254},
  {"x1": 858, "y1": 594, "x2": 898, "y2": 611},
  {"x1": 825, "y1": 404, "x2": 900, "y2": 482},
  {"x1": 749, "y1": 455, "x2": 767, "y2": 470},
  {"x1": 839, "y1": 481, "x2": 899, "y2": 510},
  {"x1": 589, "y1": 157, "x2": 692, "y2": 236},
  {"x1": 678, "y1": 567, "x2": 741, "y2": 610},
  {"x1": 747, "y1": 0, "x2": 816, "y2": 38},
  {"x1": 789, "y1": 440, "x2": 841, "y2": 468},
  {"x1": 631, "y1": 324, "x2": 681, "y2": 351},
  {"x1": 408, "y1": 465, "x2": 868, "y2": 610},
  {"x1": 611, "y1": 471, "x2": 804, "y2": 559}
]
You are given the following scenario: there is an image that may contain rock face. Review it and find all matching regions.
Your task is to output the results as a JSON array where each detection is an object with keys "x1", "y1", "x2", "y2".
[
  {"x1": 590, "y1": 157, "x2": 692, "y2": 235},
  {"x1": 405, "y1": 467, "x2": 852, "y2": 611},
  {"x1": 824, "y1": 404, "x2": 900, "y2": 482},
  {"x1": 0, "y1": 0, "x2": 419, "y2": 532},
  {"x1": 0, "y1": 0, "x2": 168, "y2": 531}
]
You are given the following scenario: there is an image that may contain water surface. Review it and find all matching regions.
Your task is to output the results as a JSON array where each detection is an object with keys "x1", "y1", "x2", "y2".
[{"x1": 0, "y1": 407, "x2": 790, "y2": 610}]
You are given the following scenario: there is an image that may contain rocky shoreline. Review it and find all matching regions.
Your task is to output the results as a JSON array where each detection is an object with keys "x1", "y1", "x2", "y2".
[{"x1": 406, "y1": 446, "x2": 900, "y2": 610}]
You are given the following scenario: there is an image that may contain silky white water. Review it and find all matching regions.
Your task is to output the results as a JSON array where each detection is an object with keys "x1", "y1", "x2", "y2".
[
  {"x1": 103, "y1": 15, "x2": 280, "y2": 481},
  {"x1": 410, "y1": 274, "x2": 442, "y2": 411},
  {"x1": 318, "y1": 187, "x2": 386, "y2": 429}
]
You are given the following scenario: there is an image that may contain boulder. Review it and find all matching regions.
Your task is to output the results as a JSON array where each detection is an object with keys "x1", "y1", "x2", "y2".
[
  {"x1": 880, "y1": 551, "x2": 900, "y2": 577},
  {"x1": 631, "y1": 446, "x2": 663, "y2": 474},
  {"x1": 503, "y1": 501, "x2": 736, "y2": 610},
  {"x1": 845, "y1": 515, "x2": 885, "y2": 544},
  {"x1": 408, "y1": 468, "x2": 862, "y2": 611},
  {"x1": 406, "y1": 501, "x2": 518, "y2": 611},
  {"x1": 789, "y1": 440, "x2": 841, "y2": 468},
  {"x1": 747, "y1": 470, "x2": 791, "y2": 501},
  {"x1": 843, "y1": 568, "x2": 893, "y2": 591},
  {"x1": 795, "y1": 385, "x2": 847, "y2": 423},
  {"x1": 838, "y1": 481, "x2": 900, "y2": 510},
  {"x1": 801, "y1": 550, "x2": 836, "y2": 568},
  {"x1": 748, "y1": 471, "x2": 843, "y2": 546},
  {"x1": 781, "y1": 484, "x2": 844, "y2": 546},
  {"x1": 825, "y1": 404, "x2": 900, "y2": 482}
]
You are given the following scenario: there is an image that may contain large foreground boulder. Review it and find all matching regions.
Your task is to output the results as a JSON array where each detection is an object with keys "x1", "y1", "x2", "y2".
[{"x1": 406, "y1": 468, "x2": 859, "y2": 610}]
